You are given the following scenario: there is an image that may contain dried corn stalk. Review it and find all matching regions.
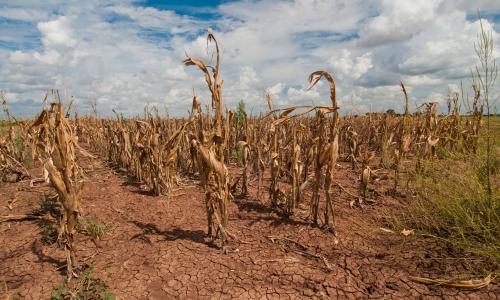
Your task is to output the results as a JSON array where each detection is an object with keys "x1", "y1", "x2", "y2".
[
  {"x1": 1, "y1": 92, "x2": 32, "y2": 181},
  {"x1": 307, "y1": 71, "x2": 339, "y2": 230},
  {"x1": 184, "y1": 29, "x2": 233, "y2": 245},
  {"x1": 31, "y1": 101, "x2": 87, "y2": 281},
  {"x1": 392, "y1": 81, "x2": 411, "y2": 192}
]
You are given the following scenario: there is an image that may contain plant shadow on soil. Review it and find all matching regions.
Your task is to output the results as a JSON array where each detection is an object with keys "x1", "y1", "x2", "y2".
[
  {"x1": 129, "y1": 220, "x2": 215, "y2": 248},
  {"x1": 120, "y1": 178, "x2": 156, "y2": 196},
  {"x1": 22, "y1": 196, "x2": 68, "y2": 274},
  {"x1": 234, "y1": 199, "x2": 311, "y2": 227},
  {"x1": 30, "y1": 240, "x2": 66, "y2": 274}
]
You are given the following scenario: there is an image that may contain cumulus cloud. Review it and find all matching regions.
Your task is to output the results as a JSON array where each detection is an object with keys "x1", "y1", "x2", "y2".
[
  {"x1": 237, "y1": 66, "x2": 260, "y2": 89},
  {"x1": 358, "y1": 0, "x2": 439, "y2": 46},
  {"x1": 403, "y1": 75, "x2": 442, "y2": 86},
  {"x1": 0, "y1": 0, "x2": 499, "y2": 117},
  {"x1": 287, "y1": 86, "x2": 321, "y2": 103},
  {"x1": 37, "y1": 16, "x2": 76, "y2": 49},
  {"x1": 267, "y1": 83, "x2": 284, "y2": 96},
  {"x1": 329, "y1": 49, "x2": 373, "y2": 80}
]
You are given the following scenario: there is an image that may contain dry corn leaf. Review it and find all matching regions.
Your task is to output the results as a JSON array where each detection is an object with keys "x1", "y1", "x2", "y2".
[
  {"x1": 409, "y1": 273, "x2": 493, "y2": 290},
  {"x1": 279, "y1": 107, "x2": 296, "y2": 118},
  {"x1": 380, "y1": 227, "x2": 395, "y2": 233},
  {"x1": 401, "y1": 229, "x2": 414, "y2": 236}
]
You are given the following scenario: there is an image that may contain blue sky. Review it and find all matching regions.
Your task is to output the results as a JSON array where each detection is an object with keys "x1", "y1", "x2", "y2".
[
  {"x1": 0, "y1": 0, "x2": 499, "y2": 118},
  {"x1": 142, "y1": 0, "x2": 229, "y2": 18}
]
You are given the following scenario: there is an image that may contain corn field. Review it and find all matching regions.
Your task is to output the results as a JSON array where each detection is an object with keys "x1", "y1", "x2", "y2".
[{"x1": 0, "y1": 30, "x2": 493, "y2": 286}]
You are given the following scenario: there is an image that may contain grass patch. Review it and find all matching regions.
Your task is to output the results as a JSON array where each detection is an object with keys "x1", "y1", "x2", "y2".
[
  {"x1": 391, "y1": 128, "x2": 500, "y2": 263},
  {"x1": 51, "y1": 265, "x2": 115, "y2": 300},
  {"x1": 82, "y1": 218, "x2": 109, "y2": 240}
]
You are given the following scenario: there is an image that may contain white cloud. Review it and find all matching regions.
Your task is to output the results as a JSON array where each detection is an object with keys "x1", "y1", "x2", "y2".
[
  {"x1": 403, "y1": 75, "x2": 442, "y2": 86},
  {"x1": 0, "y1": 7, "x2": 50, "y2": 22},
  {"x1": 237, "y1": 66, "x2": 260, "y2": 89},
  {"x1": 287, "y1": 86, "x2": 321, "y2": 103},
  {"x1": 329, "y1": 49, "x2": 373, "y2": 80},
  {"x1": 447, "y1": 83, "x2": 461, "y2": 95},
  {"x1": 164, "y1": 66, "x2": 189, "y2": 80},
  {"x1": 358, "y1": 0, "x2": 439, "y2": 46},
  {"x1": 267, "y1": 83, "x2": 284, "y2": 96},
  {"x1": 37, "y1": 16, "x2": 76, "y2": 49},
  {"x1": 0, "y1": 0, "x2": 498, "y2": 117}
]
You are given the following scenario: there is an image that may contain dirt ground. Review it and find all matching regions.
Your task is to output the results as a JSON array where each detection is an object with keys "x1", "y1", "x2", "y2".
[{"x1": 0, "y1": 151, "x2": 498, "y2": 299}]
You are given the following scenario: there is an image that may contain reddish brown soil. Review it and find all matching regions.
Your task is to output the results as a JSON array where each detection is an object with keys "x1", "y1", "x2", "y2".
[{"x1": 1, "y1": 154, "x2": 498, "y2": 299}]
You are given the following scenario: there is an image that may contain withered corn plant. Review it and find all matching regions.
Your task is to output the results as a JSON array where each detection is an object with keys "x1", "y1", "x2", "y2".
[
  {"x1": 392, "y1": 82, "x2": 411, "y2": 192},
  {"x1": 247, "y1": 101, "x2": 268, "y2": 202},
  {"x1": 30, "y1": 101, "x2": 88, "y2": 281},
  {"x1": 0, "y1": 91, "x2": 32, "y2": 182},
  {"x1": 266, "y1": 95, "x2": 287, "y2": 210},
  {"x1": 236, "y1": 140, "x2": 250, "y2": 196},
  {"x1": 307, "y1": 71, "x2": 339, "y2": 231},
  {"x1": 465, "y1": 84, "x2": 483, "y2": 154},
  {"x1": 80, "y1": 106, "x2": 188, "y2": 198},
  {"x1": 264, "y1": 104, "x2": 313, "y2": 216},
  {"x1": 183, "y1": 29, "x2": 234, "y2": 245},
  {"x1": 358, "y1": 145, "x2": 374, "y2": 204}
]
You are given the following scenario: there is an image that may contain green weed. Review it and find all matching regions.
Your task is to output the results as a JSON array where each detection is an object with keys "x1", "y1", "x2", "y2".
[
  {"x1": 84, "y1": 218, "x2": 109, "y2": 240},
  {"x1": 51, "y1": 265, "x2": 115, "y2": 300}
]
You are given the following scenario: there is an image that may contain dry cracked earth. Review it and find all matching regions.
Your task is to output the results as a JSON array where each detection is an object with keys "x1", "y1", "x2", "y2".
[{"x1": 1, "y1": 152, "x2": 498, "y2": 299}]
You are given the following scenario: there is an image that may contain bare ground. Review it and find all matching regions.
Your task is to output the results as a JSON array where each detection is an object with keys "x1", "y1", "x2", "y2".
[{"x1": 0, "y1": 153, "x2": 498, "y2": 299}]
